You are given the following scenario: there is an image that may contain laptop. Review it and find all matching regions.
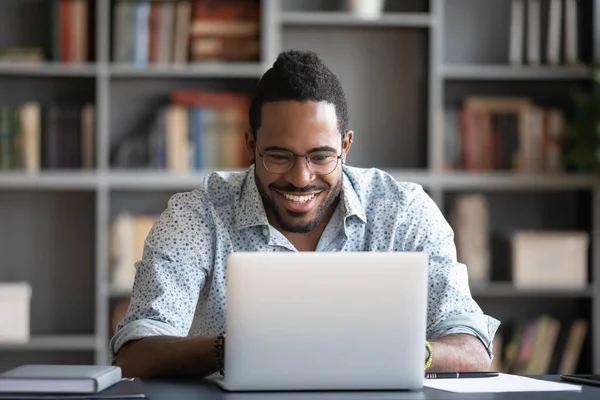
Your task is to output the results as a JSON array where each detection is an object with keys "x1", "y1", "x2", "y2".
[{"x1": 211, "y1": 251, "x2": 429, "y2": 392}]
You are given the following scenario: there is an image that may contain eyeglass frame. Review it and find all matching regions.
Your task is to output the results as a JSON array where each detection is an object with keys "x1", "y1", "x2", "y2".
[{"x1": 255, "y1": 145, "x2": 344, "y2": 176}]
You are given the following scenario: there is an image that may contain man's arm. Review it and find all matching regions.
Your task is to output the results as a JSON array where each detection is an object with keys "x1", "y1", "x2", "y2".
[
  {"x1": 394, "y1": 183, "x2": 501, "y2": 372},
  {"x1": 115, "y1": 336, "x2": 219, "y2": 379},
  {"x1": 109, "y1": 190, "x2": 216, "y2": 379},
  {"x1": 426, "y1": 334, "x2": 492, "y2": 372}
]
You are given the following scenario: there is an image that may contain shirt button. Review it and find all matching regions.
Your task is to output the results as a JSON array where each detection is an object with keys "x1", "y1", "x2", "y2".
[{"x1": 263, "y1": 228, "x2": 268, "y2": 236}]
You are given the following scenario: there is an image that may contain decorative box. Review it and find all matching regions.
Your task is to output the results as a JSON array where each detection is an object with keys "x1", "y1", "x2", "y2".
[{"x1": 511, "y1": 231, "x2": 589, "y2": 290}]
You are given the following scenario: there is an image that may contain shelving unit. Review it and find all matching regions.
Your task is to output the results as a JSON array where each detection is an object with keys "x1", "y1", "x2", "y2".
[{"x1": 0, "y1": 0, "x2": 598, "y2": 375}]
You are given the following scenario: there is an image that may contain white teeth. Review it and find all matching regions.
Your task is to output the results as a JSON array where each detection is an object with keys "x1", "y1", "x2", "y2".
[{"x1": 282, "y1": 193, "x2": 316, "y2": 203}]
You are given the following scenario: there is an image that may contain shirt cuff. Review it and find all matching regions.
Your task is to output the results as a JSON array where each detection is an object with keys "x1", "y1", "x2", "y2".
[
  {"x1": 428, "y1": 313, "x2": 501, "y2": 359},
  {"x1": 108, "y1": 318, "x2": 182, "y2": 364}
]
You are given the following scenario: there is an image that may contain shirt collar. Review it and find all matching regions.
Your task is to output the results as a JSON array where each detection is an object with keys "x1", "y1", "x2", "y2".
[
  {"x1": 340, "y1": 165, "x2": 367, "y2": 224},
  {"x1": 234, "y1": 164, "x2": 367, "y2": 230},
  {"x1": 235, "y1": 165, "x2": 270, "y2": 230}
]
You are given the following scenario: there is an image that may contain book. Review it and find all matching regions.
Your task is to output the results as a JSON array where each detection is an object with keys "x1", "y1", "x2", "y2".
[
  {"x1": 0, "y1": 377, "x2": 146, "y2": 399},
  {"x1": 0, "y1": 365, "x2": 121, "y2": 394}
]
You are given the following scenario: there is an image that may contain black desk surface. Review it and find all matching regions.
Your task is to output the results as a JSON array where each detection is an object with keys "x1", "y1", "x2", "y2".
[{"x1": 139, "y1": 375, "x2": 600, "y2": 400}]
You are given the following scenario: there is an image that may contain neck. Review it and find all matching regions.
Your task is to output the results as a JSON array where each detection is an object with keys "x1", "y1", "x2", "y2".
[{"x1": 268, "y1": 199, "x2": 338, "y2": 252}]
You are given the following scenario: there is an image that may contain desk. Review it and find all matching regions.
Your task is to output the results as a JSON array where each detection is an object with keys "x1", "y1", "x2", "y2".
[{"x1": 139, "y1": 375, "x2": 600, "y2": 400}]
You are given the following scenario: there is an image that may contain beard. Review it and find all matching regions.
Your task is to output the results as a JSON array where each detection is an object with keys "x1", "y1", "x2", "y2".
[{"x1": 255, "y1": 171, "x2": 342, "y2": 234}]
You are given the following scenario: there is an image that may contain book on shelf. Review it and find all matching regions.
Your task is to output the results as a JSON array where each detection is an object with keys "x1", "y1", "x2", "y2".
[
  {"x1": 50, "y1": 0, "x2": 94, "y2": 63},
  {"x1": 444, "y1": 96, "x2": 565, "y2": 173},
  {"x1": 450, "y1": 194, "x2": 491, "y2": 287},
  {"x1": 113, "y1": 0, "x2": 260, "y2": 65},
  {"x1": 0, "y1": 103, "x2": 95, "y2": 172},
  {"x1": 112, "y1": 89, "x2": 250, "y2": 172},
  {"x1": 110, "y1": 212, "x2": 157, "y2": 292},
  {"x1": 510, "y1": 0, "x2": 581, "y2": 66},
  {"x1": 494, "y1": 316, "x2": 588, "y2": 375}
]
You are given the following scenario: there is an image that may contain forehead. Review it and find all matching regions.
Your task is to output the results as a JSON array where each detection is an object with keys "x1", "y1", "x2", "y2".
[{"x1": 258, "y1": 100, "x2": 340, "y2": 148}]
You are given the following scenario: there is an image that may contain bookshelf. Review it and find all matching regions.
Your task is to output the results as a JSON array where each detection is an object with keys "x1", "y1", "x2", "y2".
[{"x1": 0, "y1": 0, "x2": 597, "y2": 376}]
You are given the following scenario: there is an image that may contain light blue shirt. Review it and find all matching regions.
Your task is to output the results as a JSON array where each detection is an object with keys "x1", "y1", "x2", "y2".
[{"x1": 109, "y1": 164, "x2": 500, "y2": 362}]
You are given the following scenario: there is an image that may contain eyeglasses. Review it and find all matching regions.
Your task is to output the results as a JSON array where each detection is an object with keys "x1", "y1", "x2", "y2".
[{"x1": 257, "y1": 147, "x2": 343, "y2": 176}]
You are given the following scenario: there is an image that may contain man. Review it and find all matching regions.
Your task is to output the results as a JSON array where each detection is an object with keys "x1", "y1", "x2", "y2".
[{"x1": 110, "y1": 50, "x2": 500, "y2": 378}]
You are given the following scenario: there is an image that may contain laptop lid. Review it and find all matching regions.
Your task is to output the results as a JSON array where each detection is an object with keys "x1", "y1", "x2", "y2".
[{"x1": 221, "y1": 252, "x2": 428, "y2": 391}]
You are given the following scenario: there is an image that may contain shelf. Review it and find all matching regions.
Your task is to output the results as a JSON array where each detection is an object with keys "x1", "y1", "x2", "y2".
[
  {"x1": 280, "y1": 12, "x2": 433, "y2": 28},
  {"x1": 470, "y1": 283, "x2": 595, "y2": 298},
  {"x1": 0, "y1": 172, "x2": 98, "y2": 190},
  {"x1": 437, "y1": 171, "x2": 598, "y2": 190},
  {"x1": 0, "y1": 63, "x2": 98, "y2": 77},
  {"x1": 106, "y1": 170, "x2": 216, "y2": 190},
  {"x1": 441, "y1": 64, "x2": 592, "y2": 80},
  {"x1": 106, "y1": 169, "x2": 437, "y2": 190},
  {"x1": 382, "y1": 170, "x2": 435, "y2": 186},
  {"x1": 0, "y1": 171, "x2": 595, "y2": 191},
  {"x1": 0, "y1": 335, "x2": 96, "y2": 351},
  {"x1": 109, "y1": 62, "x2": 264, "y2": 78}
]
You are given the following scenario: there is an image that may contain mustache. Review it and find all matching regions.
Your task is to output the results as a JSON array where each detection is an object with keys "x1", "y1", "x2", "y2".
[{"x1": 269, "y1": 183, "x2": 329, "y2": 193}]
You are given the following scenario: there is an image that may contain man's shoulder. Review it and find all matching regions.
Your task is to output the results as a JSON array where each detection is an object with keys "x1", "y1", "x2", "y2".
[
  {"x1": 168, "y1": 168, "x2": 251, "y2": 211},
  {"x1": 342, "y1": 165, "x2": 426, "y2": 205}
]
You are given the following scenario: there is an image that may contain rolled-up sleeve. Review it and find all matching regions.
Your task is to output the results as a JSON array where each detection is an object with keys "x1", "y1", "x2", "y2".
[
  {"x1": 395, "y1": 184, "x2": 501, "y2": 358},
  {"x1": 108, "y1": 190, "x2": 214, "y2": 363}
]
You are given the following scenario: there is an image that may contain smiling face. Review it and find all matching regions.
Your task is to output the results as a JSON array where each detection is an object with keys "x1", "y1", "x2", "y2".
[{"x1": 247, "y1": 100, "x2": 352, "y2": 234}]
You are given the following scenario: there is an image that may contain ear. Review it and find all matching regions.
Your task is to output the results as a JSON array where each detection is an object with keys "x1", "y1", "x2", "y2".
[
  {"x1": 245, "y1": 131, "x2": 256, "y2": 164},
  {"x1": 342, "y1": 130, "x2": 353, "y2": 163}
]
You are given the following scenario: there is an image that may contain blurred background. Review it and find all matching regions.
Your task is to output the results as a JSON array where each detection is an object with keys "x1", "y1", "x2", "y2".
[{"x1": 0, "y1": 0, "x2": 598, "y2": 377}]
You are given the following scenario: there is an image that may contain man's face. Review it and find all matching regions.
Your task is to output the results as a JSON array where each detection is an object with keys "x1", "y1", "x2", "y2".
[{"x1": 247, "y1": 100, "x2": 352, "y2": 234}]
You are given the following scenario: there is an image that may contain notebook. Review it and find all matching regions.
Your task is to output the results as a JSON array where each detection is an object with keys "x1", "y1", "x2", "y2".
[
  {"x1": 0, "y1": 378, "x2": 146, "y2": 399},
  {"x1": 0, "y1": 365, "x2": 122, "y2": 394}
]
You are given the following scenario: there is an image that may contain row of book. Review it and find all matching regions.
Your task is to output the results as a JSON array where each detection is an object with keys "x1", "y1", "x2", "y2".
[
  {"x1": 113, "y1": 0, "x2": 261, "y2": 65},
  {"x1": 509, "y1": 0, "x2": 580, "y2": 66},
  {"x1": 444, "y1": 96, "x2": 565, "y2": 172},
  {"x1": 491, "y1": 316, "x2": 587, "y2": 375},
  {"x1": 112, "y1": 89, "x2": 251, "y2": 171},
  {"x1": 0, "y1": 103, "x2": 95, "y2": 172}
]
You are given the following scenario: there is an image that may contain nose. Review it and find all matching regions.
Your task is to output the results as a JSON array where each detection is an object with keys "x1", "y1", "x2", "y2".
[{"x1": 285, "y1": 156, "x2": 314, "y2": 188}]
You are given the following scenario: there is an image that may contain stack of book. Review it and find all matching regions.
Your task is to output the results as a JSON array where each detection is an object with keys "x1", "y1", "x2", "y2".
[{"x1": 112, "y1": 0, "x2": 261, "y2": 65}]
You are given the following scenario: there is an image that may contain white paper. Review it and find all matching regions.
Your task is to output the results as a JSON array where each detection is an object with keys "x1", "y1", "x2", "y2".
[{"x1": 423, "y1": 373, "x2": 582, "y2": 393}]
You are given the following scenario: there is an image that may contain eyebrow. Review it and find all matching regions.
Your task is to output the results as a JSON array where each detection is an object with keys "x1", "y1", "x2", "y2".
[{"x1": 263, "y1": 145, "x2": 338, "y2": 153}]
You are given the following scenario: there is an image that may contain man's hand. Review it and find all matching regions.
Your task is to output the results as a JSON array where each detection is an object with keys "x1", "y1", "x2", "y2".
[{"x1": 425, "y1": 334, "x2": 492, "y2": 372}]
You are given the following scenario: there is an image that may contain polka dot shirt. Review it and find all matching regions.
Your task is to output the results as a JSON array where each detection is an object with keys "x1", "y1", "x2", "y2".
[{"x1": 109, "y1": 164, "x2": 500, "y2": 362}]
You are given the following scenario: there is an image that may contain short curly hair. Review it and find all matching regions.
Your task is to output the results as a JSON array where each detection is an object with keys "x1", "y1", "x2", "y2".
[{"x1": 249, "y1": 49, "x2": 349, "y2": 138}]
